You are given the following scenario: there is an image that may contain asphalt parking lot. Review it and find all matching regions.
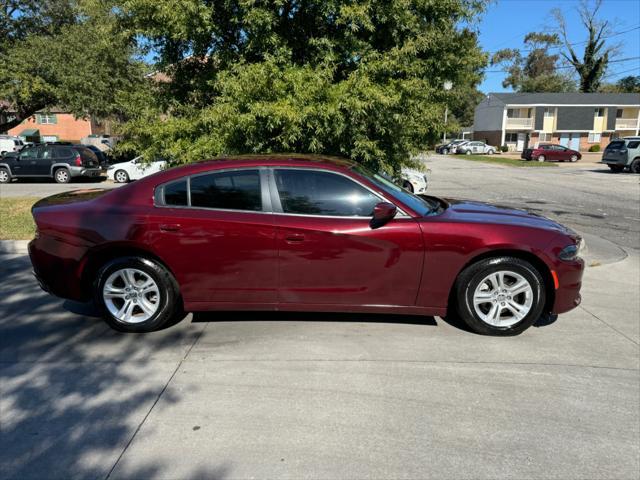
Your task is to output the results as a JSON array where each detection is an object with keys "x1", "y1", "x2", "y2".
[{"x1": 1, "y1": 156, "x2": 638, "y2": 479}]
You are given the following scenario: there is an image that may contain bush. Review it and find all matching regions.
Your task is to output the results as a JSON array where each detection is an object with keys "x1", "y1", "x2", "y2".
[
  {"x1": 500, "y1": 145, "x2": 509, "y2": 152},
  {"x1": 589, "y1": 144, "x2": 601, "y2": 152}
]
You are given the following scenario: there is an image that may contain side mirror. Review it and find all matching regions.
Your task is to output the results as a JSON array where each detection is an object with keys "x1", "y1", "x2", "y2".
[{"x1": 370, "y1": 202, "x2": 397, "y2": 229}]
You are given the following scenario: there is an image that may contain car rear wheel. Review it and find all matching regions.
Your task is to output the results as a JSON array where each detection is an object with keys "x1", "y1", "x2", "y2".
[
  {"x1": 455, "y1": 256, "x2": 546, "y2": 336},
  {"x1": 114, "y1": 169, "x2": 129, "y2": 183},
  {"x1": 631, "y1": 159, "x2": 640, "y2": 174},
  {"x1": 570, "y1": 154, "x2": 578, "y2": 162},
  {"x1": 608, "y1": 165, "x2": 624, "y2": 173},
  {"x1": 537, "y1": 155, "x2": 545, "y2": 162},
  {"x1": 0, "y1": 167, "x2": 10, "y2": 183},
  {"x1": 54, "y1": 168, "x2": 70, "y2": 183},
  {"x1": 94, "y1": 256, "x2": 181, "y2": 332}
]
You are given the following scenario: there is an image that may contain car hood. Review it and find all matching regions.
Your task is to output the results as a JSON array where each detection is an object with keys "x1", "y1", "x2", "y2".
[{"x1": 439, "y1": 198, "x2": 574, "y2": 234}]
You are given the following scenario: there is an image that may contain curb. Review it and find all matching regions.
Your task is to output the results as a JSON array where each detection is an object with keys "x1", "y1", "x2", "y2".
[{"x1": 0, "y1": 240, "x2": 30, "y2": 254}]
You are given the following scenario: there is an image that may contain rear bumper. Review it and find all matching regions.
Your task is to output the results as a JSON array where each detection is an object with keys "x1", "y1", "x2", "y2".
[
  {"x1": 68, "y1": 166, "x2": 102, "y2": 178},
  {"x1": 29, "y1": 238, "x2": 88, "y2": 301}
]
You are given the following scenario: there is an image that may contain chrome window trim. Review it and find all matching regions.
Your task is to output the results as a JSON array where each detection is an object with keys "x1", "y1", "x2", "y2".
[
  {"x1": 153, "y1": 164, "x2": 410, "y2": 218},
  {"x1": 270, "y1": 166, "x2": 409, "y2": 218},
  {"x1": 154, "y1": 166, "x2": 267, "y2": 213}
]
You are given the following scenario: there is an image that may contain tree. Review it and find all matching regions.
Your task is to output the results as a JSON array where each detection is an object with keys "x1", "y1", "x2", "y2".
[
  {"x1": 600, "y1": 75, "x2": 640, "y2": 93},
  {"x1": 552, "y1": 0, "x2": 617, "y2": 93},
  {"x1": 116, "y1": 0, "x2": 488, "y2": 172},
  {"x1": 0, "y1": 0, "x2": 142, "y2": 133},
  {"x1": 490, "y1": 32, "x2": 576, "y2": 92}
]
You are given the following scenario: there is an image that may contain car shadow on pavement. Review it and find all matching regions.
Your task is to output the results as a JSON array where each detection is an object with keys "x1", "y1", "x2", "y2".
[
  {"x1": 192, "y1": 310, "x2": 438, "y2": 326},
  {"x1": 0, "y1": 255, "x2": 230, "y2": 480}
]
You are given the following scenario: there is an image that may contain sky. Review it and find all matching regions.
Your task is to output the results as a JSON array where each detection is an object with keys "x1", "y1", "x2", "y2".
[{"x1": 477, "y1": 0, "x2": 640, "y2": 93}]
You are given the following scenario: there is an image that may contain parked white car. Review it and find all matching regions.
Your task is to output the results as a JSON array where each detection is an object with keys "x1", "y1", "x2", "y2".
[
  {"x1": 400, "y1": 167, "x2": 429, "y2": 194},
  {"x1": 107, "y1": 156, "x2": 166, "y2": 183},
  {"x1": 455, "y1": 141, "x2": 496, "y2": 155},
  {"x1": 0, "y1": 136, "x2": 25, "y2": 156}
]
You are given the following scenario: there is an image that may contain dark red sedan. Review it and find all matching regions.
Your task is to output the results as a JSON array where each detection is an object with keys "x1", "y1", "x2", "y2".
[
  {"x1": 29, "y1": 155, "x2": 584, "y2": 336},
  {"x1": 521, "y1": 144, "x2": 581, "y2": 162}
]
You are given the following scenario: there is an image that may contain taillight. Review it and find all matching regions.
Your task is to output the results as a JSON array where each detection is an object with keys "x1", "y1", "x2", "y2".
[{"x1": 74, "y1": 154, "x2": 82, "y2": 166}]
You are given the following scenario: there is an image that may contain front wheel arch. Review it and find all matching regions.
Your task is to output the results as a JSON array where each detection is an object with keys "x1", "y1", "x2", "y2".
[{"x1": 447, "y1": 249, "x2": 555, "y2": 317}]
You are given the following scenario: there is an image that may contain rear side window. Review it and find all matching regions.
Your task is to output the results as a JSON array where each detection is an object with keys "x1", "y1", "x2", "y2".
[
  {"x1": 627, "y1": 141, "x2": 640, "y2": 149},
  {"x1": 274, "y1": 169, "x2": 380, "y2": 217},
  {"x1": 75, "y1": 148, "x2": 98, "y2": 162},
  {"x1": 190, "y1": 170, "x2": 262, "y2": 211},
  {"x1": 607, "y1": 141, "x2": 625, "y2": 149},
  {"x1": 164, "y1": 180, "x2": 188, "y2": 206},
  {"x1": 54, "y1": 147, "x2": 73, "y2": 157}
]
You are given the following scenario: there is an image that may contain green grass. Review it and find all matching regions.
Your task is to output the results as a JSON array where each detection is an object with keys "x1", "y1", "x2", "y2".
[
  {"x1": 0, "y1": 197, "x2": 37, "y2": 240},
  {"x1": 455, "y1": 154, "x2": 558, "y2": 167}
]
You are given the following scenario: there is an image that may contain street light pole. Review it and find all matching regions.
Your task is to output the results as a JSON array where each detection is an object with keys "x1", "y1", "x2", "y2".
[{"x1": 443, "y1": 80, "x2": 453, "y2": 145}]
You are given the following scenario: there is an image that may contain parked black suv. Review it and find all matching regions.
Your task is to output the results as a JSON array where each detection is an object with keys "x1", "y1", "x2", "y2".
[{"x1": 0, "y1": 144, "x2": 102, "y2": 183}]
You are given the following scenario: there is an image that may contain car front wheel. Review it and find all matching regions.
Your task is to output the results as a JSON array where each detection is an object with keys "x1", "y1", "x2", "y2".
[
  {"x1": 570, "y1": 154, "x2": 578, "y2": 162},
  {"x1": 631, "y1": 159, "x2": 640, "y2": 174},
  {"x1": 537, "y1": 155, "x2": 545, "y2": 162},
  {"x1": 0, "y1": 167, "x2": 10, "y2": 183},
  {"x1": 114, "y1": 169, "x2": 130, "y2": 183},
  {"x1": 455, "y1": 256, "x2": 546, "y2": 336},
  {"x1": 94, "y1": 256, "x2": 181, "y2": 332}
]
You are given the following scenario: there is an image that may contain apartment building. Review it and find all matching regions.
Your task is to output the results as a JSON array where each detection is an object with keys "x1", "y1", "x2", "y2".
[{"x1": 473, "y1": 92, "x2": 640, "y2": 152}]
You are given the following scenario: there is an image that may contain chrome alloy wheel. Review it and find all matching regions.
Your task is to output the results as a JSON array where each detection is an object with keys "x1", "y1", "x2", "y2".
[
  {"x1": 115, "y1": 170, "x2": 128, "y2": 183},
  {"x1": 472, "y1": 271, "x2": 534, "y2": 327},
  {"x1": 0, "y1": 170, "x2": 9, "y2": 182},
  {"x1": 103, "y1": 268, "x2": 160, "y2": 324}
]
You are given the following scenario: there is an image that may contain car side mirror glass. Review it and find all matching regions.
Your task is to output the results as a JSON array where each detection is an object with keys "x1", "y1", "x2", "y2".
[{"x1": 370, "y1": 202, "x2": 397, "y2": 229}]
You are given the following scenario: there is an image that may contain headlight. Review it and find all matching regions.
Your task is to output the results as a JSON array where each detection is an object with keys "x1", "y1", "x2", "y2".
[
  {"x1": 107, "y1": 165, "x2": 115, "y2": 170},
  {"x1": 558, "y1": 237, "x2": 585, "y2": 261}
]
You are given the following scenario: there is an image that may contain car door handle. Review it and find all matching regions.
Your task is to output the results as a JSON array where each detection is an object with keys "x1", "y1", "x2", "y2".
[
  {"x1": 284, "y1": 233, "x2": 305, "y2": 243},
  {"x1": 159, "y1": 223, "x2": 181, "y2": 232}
]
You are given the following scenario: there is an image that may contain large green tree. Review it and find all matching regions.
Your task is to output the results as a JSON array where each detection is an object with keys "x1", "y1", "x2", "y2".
[
  {"x1": 490, "y1": 33, "x2": 576, "y2": 92},
  {"x1": 117, "y1": 0, "x2": 488, "y2": 172},
  {"x1": 0, "y1": 0, "x2": 142, "y2": 133}
]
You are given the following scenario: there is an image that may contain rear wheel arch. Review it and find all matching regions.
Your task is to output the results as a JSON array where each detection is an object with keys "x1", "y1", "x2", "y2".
[
  {"x1": 80, "y1": 244, "x2": 180, "y2": 299},
  {"x1": 448, "y1": 249, "x2": 555, "y2": 315}
]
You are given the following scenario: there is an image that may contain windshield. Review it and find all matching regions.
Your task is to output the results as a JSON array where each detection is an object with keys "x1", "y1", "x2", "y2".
[{"x1": 353, "y1": 166, "x2": 439, "y2": 216}]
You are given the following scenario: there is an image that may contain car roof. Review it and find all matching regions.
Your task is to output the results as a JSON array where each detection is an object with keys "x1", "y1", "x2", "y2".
[{"x1": 197, "y1": 154, "x2": 356, "y2": 169}]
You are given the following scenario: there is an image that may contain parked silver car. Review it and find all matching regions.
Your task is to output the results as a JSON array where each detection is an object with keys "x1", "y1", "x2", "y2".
[
  {"x1": 456, "y1": 141, "x2": 496, "y2": 155},
  {"x1": 600, "y1": 137, "x2": 640, "y2": 173}
]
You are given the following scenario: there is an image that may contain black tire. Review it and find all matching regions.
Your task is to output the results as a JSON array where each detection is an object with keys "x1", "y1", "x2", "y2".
[
  {"x1": 114, "y1": 169, "x2": 129, "y2": 183},
  {"x1": 0, "y1": 167, "x2": 10, "y2": 184},
  {"x1": 54, "y1": 168, "x2": 71, "y2": 183},
  {"x1": 455, "y1": 256, "x2": 546, "y2": 336},
  {"x1": 608, "y1": 164, "x2": 624, "y2": 173},
  {"x1": 94, "y1": 256, "x2": 181, "y2": 333},
  {"x1": 630, "y1": 159, "x2": 640, "y2": 174},
  {"x1": 570, "y1": 154, "x2": 578, "y2": 162},
  {"x1": 403, "y1": 181, "x2": 414, "y2": 193}
]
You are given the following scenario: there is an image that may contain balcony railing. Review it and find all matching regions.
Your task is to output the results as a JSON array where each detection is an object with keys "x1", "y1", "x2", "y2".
[
  {"x1": 505, "y1": 117, "x2": 534, "y2": 129},
  {"x1": 615, "y1": 118, "x2": 638, "y2": 130}
]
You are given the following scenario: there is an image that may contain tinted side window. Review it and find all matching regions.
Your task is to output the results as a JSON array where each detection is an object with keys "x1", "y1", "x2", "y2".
[
  {"x1": 164, "y1": 180, "x2": 188, "y2": 206},
  {"x1": 627, "y1": 141, "x2": 640, "y2": 149},
  {"x1": 190, "y1": 170, "x2": 262, "y2": 211},
  {"x1": 274, "y1": 169, "x2": 380, "y2": 217},
  {"x1": 20, "y1": 147, "x2": 40, "y2": 159},
  {"x1": 607, "y1": 141, "x2": 625, "y2": 149},
  {"x1": 54, "y1": 147, "x2": 73, "y2": 158}
]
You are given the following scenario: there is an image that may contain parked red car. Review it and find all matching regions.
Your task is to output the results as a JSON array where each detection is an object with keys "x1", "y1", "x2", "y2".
[
  {"x1": 521, "y1": 144, "x2": 581, "y2": 162},
  {"x1": 29, "y1": 155, "x2": 584, "y2": 336}
]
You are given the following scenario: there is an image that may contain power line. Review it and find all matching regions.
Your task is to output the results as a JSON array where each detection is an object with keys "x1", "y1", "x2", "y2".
[
  {"x1": 485, "y1": 25, "x2": 640, "y2": 55},
  {"x1": 484, "y1": 56, "x2": 640, "y2": 74}
]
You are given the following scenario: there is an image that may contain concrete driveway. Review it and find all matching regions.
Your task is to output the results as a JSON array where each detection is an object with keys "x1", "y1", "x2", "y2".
[{"x1": 1, "y1": 156, "x2": 638, "y2": 479}]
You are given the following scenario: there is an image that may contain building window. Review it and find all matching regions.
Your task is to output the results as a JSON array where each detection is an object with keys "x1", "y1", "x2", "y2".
[
  {"x1": 543, "y1": 108, "x2": 554, "y2": 118},
  {"x1": 616, "y1": 109, "x2": 624, "y2": 118},
  {"x1": 539, "y1": 133, "x2": 552, "y2": 142},
  {"x1": 505, "y1": 133, "x2": 518, "y2": 143},
  {"x1": 594, "y1": 108, "x2": 605, "y2": 118},
  {"x1": 36, "y1": 114, "x2": 57, "y2": 124},
  {"x1": 588, "y1": 132, "x2": 601, "y2": 143}
]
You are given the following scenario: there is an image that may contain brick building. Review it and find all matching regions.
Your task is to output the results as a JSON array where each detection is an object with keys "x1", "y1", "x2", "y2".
[
  {"x1": 5, "y1": 108, "x2": 111, "y2": 143},
  {"x1": 473, "y1": 92, "x2": 640, "y2": 152}
]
